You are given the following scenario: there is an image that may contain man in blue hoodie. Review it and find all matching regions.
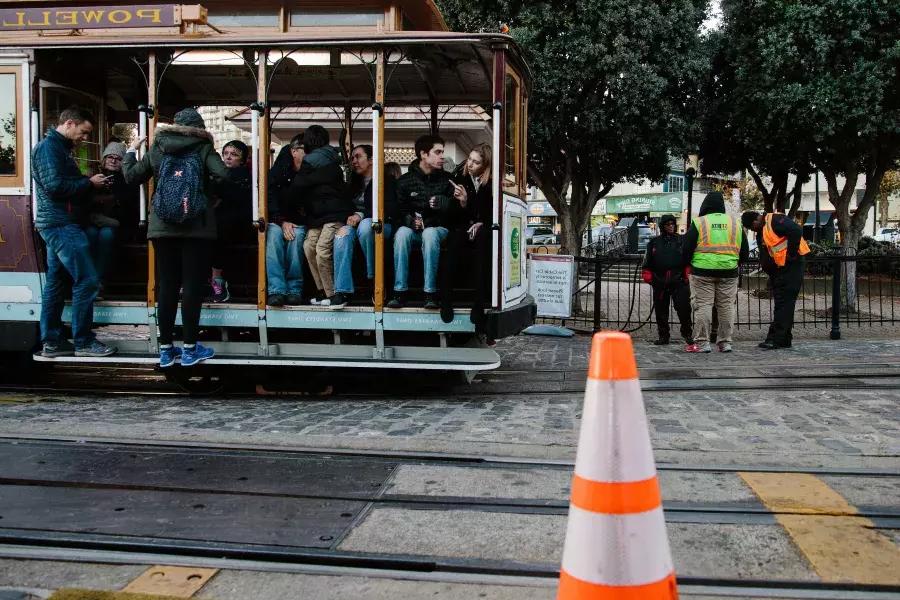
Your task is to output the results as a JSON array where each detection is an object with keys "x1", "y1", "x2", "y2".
[{"x1": 33, "y1": 106, "x2": 117, "y2": 358}]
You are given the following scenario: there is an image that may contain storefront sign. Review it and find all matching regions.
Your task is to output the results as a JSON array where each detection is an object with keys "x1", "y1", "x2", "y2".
[
  {"x1": 605, "y1": 193, "x2": 683, "y2": 214},
  {"x1": 528, "y1": 254, "x2": 574, "y2": 318},
  {"x1": 0, "y1": 5, "x2": 180, "y2": 30}
]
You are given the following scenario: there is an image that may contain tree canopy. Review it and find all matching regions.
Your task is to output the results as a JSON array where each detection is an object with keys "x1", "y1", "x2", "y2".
[{"x1": 438, "y1": 0, "x2": 709, "y2": 254}]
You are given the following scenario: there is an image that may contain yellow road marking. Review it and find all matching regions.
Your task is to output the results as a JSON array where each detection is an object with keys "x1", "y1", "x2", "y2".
[
  {"x1": 741, "y1": 472, "x2": 900, "y2": 585},
  {"x1": 121, "y1": 565, "x2": 218, "y2": 598}
]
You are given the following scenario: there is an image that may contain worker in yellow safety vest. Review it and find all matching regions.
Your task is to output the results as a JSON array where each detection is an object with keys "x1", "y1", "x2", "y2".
[
  {"x1": 742, "y1": 211, "x2": 810, "y2": 349},
  {"x1": 681, "y1": 192, "x2": 749, "y2": 353}
]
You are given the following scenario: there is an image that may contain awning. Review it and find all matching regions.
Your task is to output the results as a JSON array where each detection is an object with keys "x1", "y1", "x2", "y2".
[
  {"x1": 804, "y1": 210, "x2": 833, "y2": 226},
  {"x1": 604, "y1": 193, "x2": 683, "y2": 215}
]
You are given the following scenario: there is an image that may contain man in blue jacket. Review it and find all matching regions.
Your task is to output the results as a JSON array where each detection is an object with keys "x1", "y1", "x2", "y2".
[{"x1": 33, "y1": 106, "x2": 116, "y2": 358}]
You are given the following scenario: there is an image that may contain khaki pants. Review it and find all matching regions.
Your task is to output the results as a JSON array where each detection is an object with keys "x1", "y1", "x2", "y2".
[
  {"x1": 690, "y1": 275, "x2": 738, "y2": 343},
  {"x1": 303, "y1": 222, "x2": 343, "y2": 297}
]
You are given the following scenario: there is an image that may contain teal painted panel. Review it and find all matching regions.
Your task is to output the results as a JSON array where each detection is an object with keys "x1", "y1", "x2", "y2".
[
  {"x1": 0, "y1": 302, "x2": 39, "y2": 321},
  {"x1": 266, "y1": 308, "x2": 376, "y2": 330},
  {"x1": 63, "y1": 304, "x2": 148, "y2": 325},
  {"x1": 180, "y1": 307, "x2": 259, "y2": 328},
  {"x1": 382, "y1": 311, "x2": 475, "y2": 333}
]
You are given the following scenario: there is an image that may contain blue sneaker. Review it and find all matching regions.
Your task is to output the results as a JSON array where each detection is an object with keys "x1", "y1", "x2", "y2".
[
  {"x1": 181, "y1": 343, "x2": 214, "y2": 367},
  {"x1": 159, "y1": 345, "x2": 182, "y2": 368}
]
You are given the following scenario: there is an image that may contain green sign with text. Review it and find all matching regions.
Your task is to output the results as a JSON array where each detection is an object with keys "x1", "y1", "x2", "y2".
[{"x1": 605, "y1": 193, "x2": 683, "y2": 214}]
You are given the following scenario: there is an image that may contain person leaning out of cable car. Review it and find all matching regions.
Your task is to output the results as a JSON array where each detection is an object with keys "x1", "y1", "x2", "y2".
[
  {"x1": 439, "y1": 143, "x2": 493, "y2": 325},
  {"x1": 208, "y1": 140, "x2": 254, "y2": 303},
  {"x1": 291, "y1": 125, "x2": 356, "y2": 309},
  {"x1": 265, "y1": 135, "x2": 307, "y2": 307},
  {"x1": 85, "y1": 141, "x2": 140, "y2": 299},
  {"x1": 332, "y1": 144, "x2": 400, "y2": 306},
  {"x1": 742, "y1": 211, "x2": 810, "y2": 350},
  {"x1": 123, "y1": 107, "x2": 228, "y2": 368},
  {"x1": 388, "y1": 134, "x2": 468, "y2": 309}
]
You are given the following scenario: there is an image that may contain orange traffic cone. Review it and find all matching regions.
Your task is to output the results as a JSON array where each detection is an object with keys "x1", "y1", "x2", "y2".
[{"x1": 557, "y1": 331, "x2": 678, "y2": 600}]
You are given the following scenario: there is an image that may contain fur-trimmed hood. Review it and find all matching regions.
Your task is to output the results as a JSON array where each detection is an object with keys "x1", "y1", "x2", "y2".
[{"x1": 153, "y1": 123, "x2": 214, "y2": 156}]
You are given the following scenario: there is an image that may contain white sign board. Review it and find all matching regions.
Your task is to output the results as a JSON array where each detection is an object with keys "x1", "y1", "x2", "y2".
[{"x1": 528, "y1": 254, "x2": 574, "y2": 318}]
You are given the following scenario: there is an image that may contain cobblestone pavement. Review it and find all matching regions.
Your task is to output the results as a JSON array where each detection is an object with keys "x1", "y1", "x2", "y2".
[{"x1": 0, "y1": 337, "x2": 896, "y2": 467}]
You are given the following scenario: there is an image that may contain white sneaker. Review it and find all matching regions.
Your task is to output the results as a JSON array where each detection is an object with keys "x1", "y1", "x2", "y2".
[
  {"x1": 318, "y1": 298, "x2": 331, "y2": 307},
  {"x1": 718, "y1": 342, "x2": 733, "y2": 353}
]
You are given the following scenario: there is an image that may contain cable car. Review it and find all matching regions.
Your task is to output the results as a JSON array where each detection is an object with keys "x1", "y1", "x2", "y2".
[{"x1": 0, "y1": 0, "x2": 535, "y2": 387}]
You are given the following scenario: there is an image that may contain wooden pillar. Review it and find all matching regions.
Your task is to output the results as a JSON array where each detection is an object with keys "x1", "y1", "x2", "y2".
[
  {"x1": 146, "y1": 51, "x2": 157, "y2": 310},
  {"x1": 374, "y1": 51, "x2": 386, "y2": 313},
  {"x1": 257, "y1": 51, "x2": 269, "y2": 312}
]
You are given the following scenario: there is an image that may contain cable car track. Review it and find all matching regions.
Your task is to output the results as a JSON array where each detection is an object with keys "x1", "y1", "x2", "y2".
[{"x1": 0, "y1": 437, "x2": 896, "y2": 599}]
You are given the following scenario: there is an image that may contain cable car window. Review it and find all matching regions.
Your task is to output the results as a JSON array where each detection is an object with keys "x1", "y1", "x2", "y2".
[
  {"x1": 0, "y1": 72, "x2": 17, "y2": 178},
  {"x1": 289, "y1": 10, "x2": 383, "y2": 27},
  {"x1": 207, "y1": 10, "x2": 278, "y2": 27},
  {"x1": 41, "y1": 82, "x2": 102, "y2": 176}
]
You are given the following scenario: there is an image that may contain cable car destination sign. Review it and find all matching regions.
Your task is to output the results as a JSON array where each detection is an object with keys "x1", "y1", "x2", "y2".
[{"x1": 0, "y1": 5, "x2": 194, "y2": 30}]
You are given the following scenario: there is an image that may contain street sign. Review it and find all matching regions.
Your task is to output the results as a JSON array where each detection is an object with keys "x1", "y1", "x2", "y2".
[
  {"x1": 528, "y1": 254, "x2": 574, "y2": 318},
  {"x1": 0, "y1": 5, "x2": 188, "y2": 30}
]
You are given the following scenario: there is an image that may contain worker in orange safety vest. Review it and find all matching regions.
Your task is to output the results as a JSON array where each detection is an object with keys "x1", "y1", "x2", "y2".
[{"x1": 742, "y1": 211, "x2": 811, "y2": 349}]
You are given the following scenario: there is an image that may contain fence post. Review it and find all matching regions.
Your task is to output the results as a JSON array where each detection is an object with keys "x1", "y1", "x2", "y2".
[
  {"x1": 830, "y1": 255, "x2": 841, "y2": 340},
  {"x1": 593, "y1": 257, "x2": 602, "y2": 332}
]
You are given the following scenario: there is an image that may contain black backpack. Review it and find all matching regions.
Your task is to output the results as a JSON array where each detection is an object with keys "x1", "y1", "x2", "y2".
[{"x1": 152, "y1": 151, "x2": 206, "y2": 224}]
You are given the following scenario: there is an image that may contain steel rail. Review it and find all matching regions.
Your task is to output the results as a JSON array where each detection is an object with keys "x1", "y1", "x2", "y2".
[{"x1": 0, "y1": 536, "x2": 896, "y2": 600}]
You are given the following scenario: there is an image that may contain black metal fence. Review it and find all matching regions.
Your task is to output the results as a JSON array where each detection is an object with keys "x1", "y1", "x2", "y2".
[{"x1": 538, "y1": 253, "x2": 900, "y2": 336}]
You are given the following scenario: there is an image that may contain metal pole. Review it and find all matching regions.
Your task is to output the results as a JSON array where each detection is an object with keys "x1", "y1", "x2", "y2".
[
  {"x1": 137, "y1": 106, "x2": 149, "y2": 228},
  {"x1": 30, "y1": 108, "x2": 39, "y2": 223},
  {"x1": 685, "y1": 170, "x2": 695, "y2": 227},
  {"x1": 814, "y1": 171, "x2": 820, "y2": 243},
  {"x1": 830, "y1": 255, "x2": 841, "y2": 340}
]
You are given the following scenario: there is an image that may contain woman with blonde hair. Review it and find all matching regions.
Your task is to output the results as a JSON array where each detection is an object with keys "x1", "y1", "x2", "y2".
[{"x1": 439, "y1": 143, "x2": 493, "y2": 325}]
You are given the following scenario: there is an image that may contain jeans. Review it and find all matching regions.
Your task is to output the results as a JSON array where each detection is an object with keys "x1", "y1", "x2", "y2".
[
  {"x1": 39, "y1": 224, "x2": 99, "y2": 348},
  {"x1": 333, "y1": 219, "x2": 394, "y2": 294},
  {"x1": 393, "y1": 225, "x2": 447, "y2": 293},
  {"x1": 266, "y1": 223, "x2": 306, "y2": 295},
  {"x1": 83, "y1": 225, "x2": 116, "y2": 280},
  {"x1": 304, "y1": 222, "x2": 342, "y2": 297}
]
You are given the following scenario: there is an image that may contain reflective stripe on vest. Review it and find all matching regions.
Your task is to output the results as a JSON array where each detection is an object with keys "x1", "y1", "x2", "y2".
[
  {"x1": 692, "y1": 214, "x2": 741, "y2": 271},
  {"x1": 763, "y1": 213, "x2": 811, "y2": 267}
]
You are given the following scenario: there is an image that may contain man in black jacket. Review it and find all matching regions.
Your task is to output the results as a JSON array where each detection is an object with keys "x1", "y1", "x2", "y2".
[
  {"x1": 387, "y1": 134, "x2": 467, "y2": 309},
  {"x1": 642, "y1": 214, "x2": 692, "y2": 346},
  {"x1": 742, "y1": 211, "x2": 807, "y2": 349}
]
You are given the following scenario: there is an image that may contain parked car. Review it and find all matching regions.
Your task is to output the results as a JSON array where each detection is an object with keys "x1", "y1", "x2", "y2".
[
  {"x1": 526, "y1": 227, "x2": 557, "y2": 245},
  {"x1": 873, "y1": 227, "x2": 899, "y2": 243}
]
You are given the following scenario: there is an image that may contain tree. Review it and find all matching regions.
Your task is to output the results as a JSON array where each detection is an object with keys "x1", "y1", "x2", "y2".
[
  {"x1": 438, "y1": 0, "x2": 709, "y2": 255},
  {"x1": 700, "y1": 9, "x2": 813, "y2": 215}
]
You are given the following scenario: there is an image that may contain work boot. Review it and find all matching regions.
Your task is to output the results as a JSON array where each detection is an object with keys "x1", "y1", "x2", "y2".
[
  {"x1": 267, "y1": 294, "x2": 286, "y2": 307},
  {"x1": 717, "y1": 341, "x2": 733, "y2": 353},
  {"x1": 285, "y1": 293, "x2": 303, "y2": 306}
]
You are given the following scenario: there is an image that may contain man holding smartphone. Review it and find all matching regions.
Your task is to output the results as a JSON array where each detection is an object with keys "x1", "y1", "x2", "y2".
[{"x1": 388, "y1": 135, "x2": 467, "y2": 309}]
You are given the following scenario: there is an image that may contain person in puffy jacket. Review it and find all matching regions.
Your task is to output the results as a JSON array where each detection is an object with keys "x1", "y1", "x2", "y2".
[
  {"x1": 388, "y1": 134, "x2": 468, "y2": 309},
  {"x1": 123, "y1": 107, "x2": 228, "y2": 368},
  {"x1": 33, "y1": 105, "x2": 117, "y2": 358},
  {"x1": 291, "y1": 125, "x2": 355, "y2": 308},
  {"x1": 642, "y1": 214, "x2": 692, "y2": 345}
]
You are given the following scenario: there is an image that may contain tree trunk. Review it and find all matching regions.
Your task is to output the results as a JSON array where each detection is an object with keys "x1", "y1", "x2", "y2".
[
  {"x1": 840, "y1": 227, "x2": 860, "y2": 314},
  {"x1": 558, "y1": 209, "x2": 584, "y2": 257}
]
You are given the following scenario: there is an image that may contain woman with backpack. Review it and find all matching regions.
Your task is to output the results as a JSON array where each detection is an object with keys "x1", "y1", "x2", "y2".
[{"x1": 122, "y1": 108, "x2": 229, "y2": 368}]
